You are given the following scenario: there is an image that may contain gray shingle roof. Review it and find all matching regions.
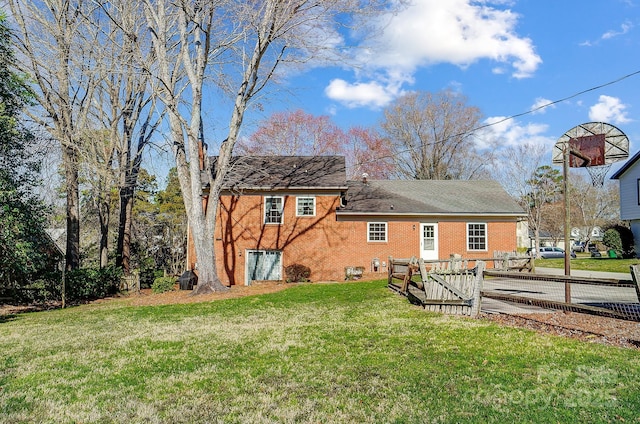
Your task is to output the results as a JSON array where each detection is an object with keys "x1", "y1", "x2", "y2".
[
  {"x1": 338, "y1": 179, "x2": 525, "y2": 216},
  {"x1": 212, "y1": 156, "x2": 348, "y2": 190}
]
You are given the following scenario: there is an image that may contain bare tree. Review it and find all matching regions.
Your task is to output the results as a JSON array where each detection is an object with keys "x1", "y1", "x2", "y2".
[
  {"x1": 569, "y1": 174, "x2": 620, "y2": 245},
  {"x1": 526, "y1": 165, "x2": 563, "y2": 252},
  {"x1": 77, "y1": 129, "x2": 116, "y2": 267},
  {"x1": 143, "y1": 0, "x2": 390, "y2": 294},
  {"x1": 238, "y1": 110, "x2": 395, "y2": 180},
  {"x1": 90, "y1": 0, "x2": 163, "y2": 273},
  {"x1": 381, "y1": 90, "x2": 488, "y2": 180},
  {"x1": 9, "y1": 0, "x2": 100, "y2": 270},
  {"x1": 237, "y1": 109, "x2": 347, "y2": 156},
  {"x1": 345, "y1": 126, "x2": 395, "y2": 179},
  {"x1": 493, "y1": 143, "x2": 551, "y2": 252}
]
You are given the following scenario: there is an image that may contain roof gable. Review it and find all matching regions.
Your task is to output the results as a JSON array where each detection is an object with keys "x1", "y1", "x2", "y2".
[
  {"x1": 212, "y1": 156, "x2": 347, "y2": 190},
  {"x1": 611, "y1": 150, "x2": 640, "y2": 180},
  {"x1": 338, "y1": 180, "x2": 525, "y2": 215}
]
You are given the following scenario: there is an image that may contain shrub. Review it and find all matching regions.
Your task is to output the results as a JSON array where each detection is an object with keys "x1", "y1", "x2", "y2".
[
  {"x1": 6, "y1": 271, "x2": 62, "y2": 304},
  {"x1": 65, "y1": 265, "x2": 123, "y2": 302},
  {"x1": 603, "y1": 225, "x2": 635, "y2": 258},
  {"x1": 152, "y1": 276, "x2": 176, "y2": 294},
  {"x1": 285, "y1": 264, "x2": 311, "y2": 283},
  {"x1": 603, "y1": 229, "x2": 622, "y2": 254}
]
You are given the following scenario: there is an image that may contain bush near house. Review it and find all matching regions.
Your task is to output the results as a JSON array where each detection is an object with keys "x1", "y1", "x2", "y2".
[{"x1": 285, "y1": 263, "x2": 311, "y2": 283}]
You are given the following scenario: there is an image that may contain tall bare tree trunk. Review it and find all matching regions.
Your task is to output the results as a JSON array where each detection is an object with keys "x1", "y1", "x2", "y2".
[
  {"x1": 116, "y1": 186, "x2": 134, "y2": 272},
  {"x1": 98, "y1": 198, "x2": 110, "y2": 268},
  {"x1": 63, "y1": 145, "x2": 81, "y2": 271}
]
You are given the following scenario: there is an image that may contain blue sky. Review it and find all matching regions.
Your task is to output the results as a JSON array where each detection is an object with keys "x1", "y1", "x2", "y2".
[
  {"x1": 147, "y1": 0, "x2": 640, "y2": 186},
  {"x1": 244, "y1": 0, "x2": 640, "y2": 175}
]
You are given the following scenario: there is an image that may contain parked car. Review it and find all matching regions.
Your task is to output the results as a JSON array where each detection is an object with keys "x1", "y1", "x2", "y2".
[
  {"x1": 572, "y1": 241, "x2": 586, "y2": 252},
  {"x1": 539, "y1": 246, "x2": 576, "y2": 259}
]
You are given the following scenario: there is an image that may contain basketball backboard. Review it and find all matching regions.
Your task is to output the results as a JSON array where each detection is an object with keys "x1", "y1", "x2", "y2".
[{"x1": 552, "y1": 122, "x2": 629, "y2": 167}]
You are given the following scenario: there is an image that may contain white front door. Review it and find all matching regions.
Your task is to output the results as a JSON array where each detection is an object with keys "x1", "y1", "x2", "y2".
[{"x1": 420, "y1": 223, "x2": 438, "y2": 260}]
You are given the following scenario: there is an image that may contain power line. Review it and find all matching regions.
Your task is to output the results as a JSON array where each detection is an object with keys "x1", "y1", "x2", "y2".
[
  {"x1": 353, "y1": 69, "x2": 640, "y2": 173},
  {"x1": 472, "y1": 69, "x2": 640, "y2": 133}
]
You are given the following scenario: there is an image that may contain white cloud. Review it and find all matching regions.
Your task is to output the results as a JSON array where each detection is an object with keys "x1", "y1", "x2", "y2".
[
  {"x1": 324, "y1": 79, "x2": 401, "y2": 109},
  {"x1": 530, "y1": 97, "x2": 555, "y2": 114},
  {"x1": 588, "y1": 95, "x2": 632, "y2": 124},
  {"x1": 476, "y1": 117, "x2": 553, "y2": 149},
  {"x1": 581, "y1": 21, "x2": 633, "y2": 46},
  {"x1": 326, "y1": 0, "x2": 541, "y2": 108},
  {"x1": 372, "y1": 0, "x2": 541, "y2": 77},
  {"x1": 602, "y1": 21, "x2": 633, "y2": 40}
]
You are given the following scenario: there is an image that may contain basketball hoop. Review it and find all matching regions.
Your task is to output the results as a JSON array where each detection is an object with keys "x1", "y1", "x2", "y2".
[
  {"x1": 551, "y1": 122, "x2": 630, "y2": 280},
  {"x1": 553, "y1": 122, "x2": 630, "y2": 188},
  {"x1": 585, "y1": 163, "x2": 612, "y2": 188}
]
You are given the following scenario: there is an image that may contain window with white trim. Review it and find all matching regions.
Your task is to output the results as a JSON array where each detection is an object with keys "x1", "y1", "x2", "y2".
[
  {"x1": 264, "y1": 196, "x2": 283, "y2": 224},
  {"x1": 467, "y1": 223, "x2": 487, "y2": 251},
  {"x1": 296, "y1": 196, "x2": 315, "y2": 217},
  {"x1": 368, "y1": 222, "x2": 387, "y2": 242}
]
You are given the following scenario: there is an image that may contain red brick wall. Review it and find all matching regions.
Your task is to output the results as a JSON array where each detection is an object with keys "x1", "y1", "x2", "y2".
[
  {"x1": 214, "y1": 193, "x2": 349, "y2": 285},
  {"x1": 188, "y1": 193, "x2": 521, "y2": 285}
]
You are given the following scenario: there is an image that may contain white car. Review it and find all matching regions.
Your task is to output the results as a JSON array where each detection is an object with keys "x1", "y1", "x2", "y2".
[{"x1": 539, "y1": 246, "x2": 576, "y2": 259}]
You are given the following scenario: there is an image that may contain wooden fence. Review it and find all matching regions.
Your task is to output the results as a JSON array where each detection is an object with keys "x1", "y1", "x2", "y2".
[
  {"x1": 416, "y1": 253, "x2": 533, "y2": 273},
  {"x1": 120, "y1": 270, "x2": 140, "y2": 293},
  {"x1": 388, "y1": 256, "x2": 485, "y2": 317}
]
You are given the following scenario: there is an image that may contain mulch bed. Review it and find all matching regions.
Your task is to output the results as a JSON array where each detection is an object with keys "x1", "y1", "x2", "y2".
[{"x1": 482, "y1": 312, "x2": 640, "y2": 349}]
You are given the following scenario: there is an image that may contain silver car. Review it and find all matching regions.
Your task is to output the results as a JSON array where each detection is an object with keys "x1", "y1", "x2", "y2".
[{"x1": 539, "y1": 246, "x2": 575, "y2": 259}]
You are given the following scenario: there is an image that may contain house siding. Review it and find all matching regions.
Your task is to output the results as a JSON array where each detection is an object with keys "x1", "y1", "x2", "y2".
[
  {"x1": 204, "y1": 191, "x2": 520, "y2": 285},
  {"x1": 617, "y1": 160, "x2": 640, "y2": 220}
]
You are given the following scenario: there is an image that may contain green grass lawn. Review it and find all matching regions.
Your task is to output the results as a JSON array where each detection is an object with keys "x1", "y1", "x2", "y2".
[
  {"x1": 2, "y1": 281, "x2": 639, "y2": 423},
  {"x1": 536, "y1": 255, "x2": 640, "y2": 274}
]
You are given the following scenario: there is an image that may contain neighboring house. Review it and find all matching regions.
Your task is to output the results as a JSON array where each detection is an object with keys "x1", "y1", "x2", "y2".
[
  {"x1": 191, "y1": 156, "x2": 526, "y2": 286},
  {"x1": 516, "y1": 220, "x2": 530, "y2": 251},
  {"x1": 527, "y1": 229, "x2": 562, "y2": 249},
  {"x1": 570, "y1": 226, "x2": 603, "y2": 241},
  {"x1": 611, "y1": 150, "x2": 640, "y2": 257}
]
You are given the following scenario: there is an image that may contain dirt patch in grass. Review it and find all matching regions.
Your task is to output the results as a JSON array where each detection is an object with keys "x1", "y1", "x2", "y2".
[
  {"x1": 483, "y1": 312, "x2": 640, "y2": 349},
  {"x1": 122, "y1": 281, "x2": 291, "y2": 306}
]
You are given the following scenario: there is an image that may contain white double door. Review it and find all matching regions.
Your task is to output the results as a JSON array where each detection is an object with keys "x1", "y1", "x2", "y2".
[
  {"x1": 420, "y1": 223, "x2": 438, "y2": 260},
  {"x1": 245, "y1": 250, "x2": 282, "y2": 285}
]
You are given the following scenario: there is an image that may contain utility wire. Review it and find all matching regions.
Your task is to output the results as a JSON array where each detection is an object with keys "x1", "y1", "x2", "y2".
[
  {"x1": 352, "y1": 69, "x2": 640, "y2": 173},
  {"x1": 472, "y1": 69, "x2": 640, "y2": 132}
]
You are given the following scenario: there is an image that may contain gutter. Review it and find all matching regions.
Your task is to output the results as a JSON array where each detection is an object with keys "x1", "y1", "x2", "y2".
[{"x1": 335, "y1": 211, "x2": 526, "y2": 218}]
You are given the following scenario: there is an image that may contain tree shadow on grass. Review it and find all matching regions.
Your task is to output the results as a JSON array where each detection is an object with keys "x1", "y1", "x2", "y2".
[
  {"x1": 0, "y1": 313, "x2": 19, "y2": 323},
  {"x1": 0, "y1": 302, "x2": 62, "y2": 322}
]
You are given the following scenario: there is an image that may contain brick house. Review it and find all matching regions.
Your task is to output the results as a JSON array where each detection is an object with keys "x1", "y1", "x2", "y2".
[{"x1": 189, "y1": 155, "x2": 525, "y2": 285}]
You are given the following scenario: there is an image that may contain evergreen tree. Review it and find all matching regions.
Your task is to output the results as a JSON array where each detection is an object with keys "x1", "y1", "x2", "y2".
[{"x1": 0, "y1": 11, "x2": 53, "y2": 290}]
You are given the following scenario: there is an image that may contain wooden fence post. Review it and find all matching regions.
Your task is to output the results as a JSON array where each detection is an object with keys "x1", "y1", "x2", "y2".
[
  {"x1": 470, "y1": 261, "x2": 486, "y2": 317},
  {"x1": 630, "y1": 265, "x2": 640, "y2": 302}
]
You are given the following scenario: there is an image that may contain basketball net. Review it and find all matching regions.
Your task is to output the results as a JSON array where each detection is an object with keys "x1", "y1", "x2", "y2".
[{"x1": 586, "y1": 163, "x2": 611, "y2": 188}]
